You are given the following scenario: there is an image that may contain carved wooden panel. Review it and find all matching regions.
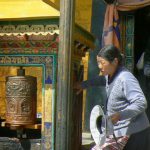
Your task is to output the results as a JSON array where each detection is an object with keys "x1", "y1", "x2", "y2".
[{"x1": 120, "y1": 13, "x2": 135, "y2": 72}]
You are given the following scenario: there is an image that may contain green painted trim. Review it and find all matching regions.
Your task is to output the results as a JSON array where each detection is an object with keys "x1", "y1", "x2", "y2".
[
  {"x1": 0, "y1": 18, "x2": 59, "y2": 25},
  {"x1": 0, "y1": 53, "x2": 58, "y2": 56},
  {"x1": 52, "y1": 54, "x2": 57, "y2": 150},
  {"x1": 0, "y1": 54, "x2": 56, "y2": 57},
  {"x1": 0, "y1": 63, "x2": 44, "y2": 67}
]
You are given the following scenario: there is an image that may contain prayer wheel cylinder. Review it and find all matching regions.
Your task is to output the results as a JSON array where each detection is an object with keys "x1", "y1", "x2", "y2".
[{"x1": 5, "y1": 68, "x2": 37, "y2": 129}]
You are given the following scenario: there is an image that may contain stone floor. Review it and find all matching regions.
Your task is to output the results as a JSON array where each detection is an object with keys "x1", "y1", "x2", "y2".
[{"x1": 82, "y1": 132, "x2": 95, "y2": 150}]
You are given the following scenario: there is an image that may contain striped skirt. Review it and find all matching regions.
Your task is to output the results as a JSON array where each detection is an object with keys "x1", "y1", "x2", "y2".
[{"x1": 91, "y1": 136, "x2": 129, "y2": 150}]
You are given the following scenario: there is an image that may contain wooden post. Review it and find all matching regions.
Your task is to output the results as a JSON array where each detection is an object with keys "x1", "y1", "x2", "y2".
[{"x1": 55, "y1": 0, "x2": 75, "y2": 149}]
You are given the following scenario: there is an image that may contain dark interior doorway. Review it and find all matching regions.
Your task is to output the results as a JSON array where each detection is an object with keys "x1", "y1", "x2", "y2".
[
  {"x1": 134, "y1": 6, "x2": 150, "y2": 64},
  {"x1": 134, "y1": 6, "x2": 150, "y2": 120}
]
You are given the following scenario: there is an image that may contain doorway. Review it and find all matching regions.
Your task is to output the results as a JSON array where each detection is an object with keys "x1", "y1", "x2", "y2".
[{"x1": 134, "y1": 6, "x2": 150, "y2": 120}]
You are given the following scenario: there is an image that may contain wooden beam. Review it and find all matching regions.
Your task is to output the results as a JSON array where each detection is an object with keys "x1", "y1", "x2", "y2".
[
  {"x1": 1, "y1": 122, "x2": 41, "y2": 130},
  {"x1": 55, "y1": 0, "x2": 75, "y2": 150},
  {"x1": 42, "y1": 0, "x2": 60, "y2": 10}
]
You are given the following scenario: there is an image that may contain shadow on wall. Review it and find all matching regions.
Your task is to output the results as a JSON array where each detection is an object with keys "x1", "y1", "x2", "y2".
[{"x1": 84, "y1": 0, "x2": 107, "y2": 131}]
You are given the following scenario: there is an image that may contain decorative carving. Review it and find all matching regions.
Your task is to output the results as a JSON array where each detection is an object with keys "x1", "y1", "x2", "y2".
[
  {"x1": 5, "y1": 75, "x2": 37, "y2": 127},
  {"x1": 7, "y1": 100, "x2": 15, "y2": 113},
  {"x1": 0, "y1": 55, "x2": 54, "y2": 84},
  {"x1": 0, "y1": 39, "x2": 59, "y2": 54},
  {"x1": 125, "y1": 14, "x2": 135, "y2": 72},
  {"x1": 21, "y1": 99, "x2": 31, "y2": 114},
  {"x1": 0, "y1": 25, "x2": 59, "y2": 36}
]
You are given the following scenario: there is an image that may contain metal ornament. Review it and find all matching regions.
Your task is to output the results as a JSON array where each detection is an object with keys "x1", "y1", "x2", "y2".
[{"x1": 5, "y1": 68, "x2": 37, "y2": 129}]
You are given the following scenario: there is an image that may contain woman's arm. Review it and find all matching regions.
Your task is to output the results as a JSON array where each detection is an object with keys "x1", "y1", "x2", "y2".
[
  {"x1": 74, "y1": 75, "x2": 106, "y2": 95},
  {"x1": 81, "y1": 75, "x2": 106, "y2": 89},
  {"x1": 119, "y1": 72, "x2": 147, "y2": 120}
]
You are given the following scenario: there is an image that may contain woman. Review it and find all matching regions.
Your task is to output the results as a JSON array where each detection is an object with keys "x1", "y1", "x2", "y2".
[{"x1": 80, "y1": 45, "x2": 150, "y2": 150}]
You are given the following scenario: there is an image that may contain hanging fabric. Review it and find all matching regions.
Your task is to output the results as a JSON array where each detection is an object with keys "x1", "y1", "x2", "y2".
[
  {"x1": 102, "y1": 0, "x2": 150, "y2": 48},
  {"x1": 117, "y1": 0, "x2": 150, "y2": 11},
  {"x1": 102, "y1": 4, "x2": 120, "y2": 49}
]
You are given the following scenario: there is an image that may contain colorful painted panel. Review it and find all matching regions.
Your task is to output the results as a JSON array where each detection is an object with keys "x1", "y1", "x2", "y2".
[
  {"x1": 0, "y1": 35, "x2": 59, "y2": 55},
  {"x1": 0, "y1": 55, "x2": 57, "y2": 150}
]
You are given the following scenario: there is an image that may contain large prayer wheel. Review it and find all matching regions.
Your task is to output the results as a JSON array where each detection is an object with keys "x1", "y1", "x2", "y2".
[{"x1": 5, "y1": 68, "x2": 37, "y2": 129}]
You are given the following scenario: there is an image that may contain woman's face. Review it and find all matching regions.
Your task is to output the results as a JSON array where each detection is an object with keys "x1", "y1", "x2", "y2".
[{"x1": 97, "y1": 56, "x2": 118, "y2": 77}]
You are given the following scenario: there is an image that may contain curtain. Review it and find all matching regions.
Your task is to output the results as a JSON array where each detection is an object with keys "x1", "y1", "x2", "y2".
[
  {"x1": 102, "y1": 5, "x2": 120, "y2": 48},
  {"x1": 102, "y1": 0, "x2": 150, "y2": 48},
  {"x1": 118, "y1": 0, "x2": 150, "y2": 11}
]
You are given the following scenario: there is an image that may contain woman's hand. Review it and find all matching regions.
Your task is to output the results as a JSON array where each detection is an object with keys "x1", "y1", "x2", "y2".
[
  {"x1": 73, "y1": 82, "x2": 83, "y2": 95},
  {"x1": 110, "y1": 112, "x2": 121, "y2": 124}
]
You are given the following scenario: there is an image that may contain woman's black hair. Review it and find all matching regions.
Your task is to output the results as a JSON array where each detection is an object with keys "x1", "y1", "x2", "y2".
[{"x1": 98, "y1": 44, "x2": 123, "y2": 65}]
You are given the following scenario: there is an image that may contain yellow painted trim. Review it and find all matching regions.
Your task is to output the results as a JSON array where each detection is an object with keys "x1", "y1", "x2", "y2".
[
  {"x1": 0, "y1": 0, "x2": 60, "y2": 20},
  {"x1": 81, "y1": 52, "x2": 89, "y2": 130},
  {"x1": 0, "y1": 16, "x2": 58, "y2": 21}
]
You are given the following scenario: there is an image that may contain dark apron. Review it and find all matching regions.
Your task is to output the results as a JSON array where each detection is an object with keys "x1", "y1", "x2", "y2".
[{"x1": 123, "y1": 127, "x2": 150, "y2": 150}]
